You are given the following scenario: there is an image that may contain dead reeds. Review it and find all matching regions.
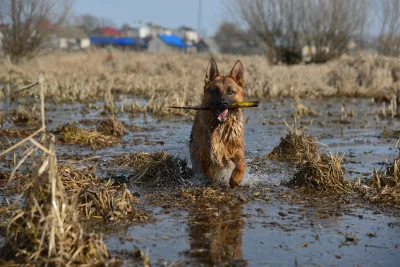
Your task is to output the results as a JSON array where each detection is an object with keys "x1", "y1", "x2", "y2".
[
  {"x1": 0, "y1": 111, "x2": 4, "y2": 125},
  {"x1": 11, "y1": 105, "x2": 39, "y2": 126},
  {"x1": 113, "y1": 151, "x2": 193, "y2": 188},
  {"x1": 268, "y1": 123, "x2": 352, "y2": 193},
  {"x1": 97, "y1": 116, "x2": 126, "y2": 137},
  {"x1": 361, "y1": 156, "x2": 400, "y2": 206},
  {"x1": 56, "y1": 123, "x2": 119, "y2": 149},
  {"x1": 3, "y1": 51, "x2": 399, "y2": 116},
  {"x1": 267, "y1": 122, "x2": 320, "y2": 162},
  {"x1": 286, "y1": 151, "x2": 352, "y2": 193},
  {"x1": 58, "y1": 164, "x2": 150, "y2": 223},
  {"x1": 0, "y1": 74, "x2": 112, "y2": 265}
]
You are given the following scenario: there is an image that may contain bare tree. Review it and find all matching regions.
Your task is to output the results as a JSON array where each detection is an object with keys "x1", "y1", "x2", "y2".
[
  {"x1": 301, "y1": 0, "x2": 369, "y2": 63},
  {"x1": 229, "y1": 0, "x2": 304, "y2": 64},
  {"x1": 74, "y1": 14, "x2": 117, "y2": 34},
  {"x1": 229, "y1": 0, "x2": 369, "y2": 64},
  {"x1": 0, "y1": 0, "x2": 73, "y2": 63},
  {"x1": 75, "y1": 14, "x2": 99, "y2": 33},
  {"x1": 376, "y1": 0, "x2": 400, "y2": 56},
  {"x1": 214, "y1": 22, "x2": 244, "y2": 54}
]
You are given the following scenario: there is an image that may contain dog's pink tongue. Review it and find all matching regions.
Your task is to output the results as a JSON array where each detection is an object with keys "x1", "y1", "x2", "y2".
[{"x1": 218, "y1": 109, "x2": 229, "y2": 121}]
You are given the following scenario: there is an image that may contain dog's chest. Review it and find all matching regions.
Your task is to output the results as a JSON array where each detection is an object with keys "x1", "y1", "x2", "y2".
[{"x1": 209, "y1": 122, "x2": 243, "y2": 166}]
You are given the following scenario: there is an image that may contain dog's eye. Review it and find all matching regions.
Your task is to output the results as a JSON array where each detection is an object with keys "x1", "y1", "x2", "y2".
[
  {"x1": 208, "y1": 88, "x2": 219, "y2": 95},
  {"x1": 227, "y1": 88, "x2": 235, "y2": 95}
]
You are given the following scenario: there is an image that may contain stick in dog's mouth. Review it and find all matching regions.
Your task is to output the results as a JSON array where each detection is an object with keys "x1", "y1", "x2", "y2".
[{"x1": 168, "y1": 101, "x2": 260, "y2": 111}]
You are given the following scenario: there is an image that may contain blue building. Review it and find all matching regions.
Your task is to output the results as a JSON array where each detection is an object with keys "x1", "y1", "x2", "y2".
[{"x1": 148, "y1": 34, "x2": 195, "y2": 53}]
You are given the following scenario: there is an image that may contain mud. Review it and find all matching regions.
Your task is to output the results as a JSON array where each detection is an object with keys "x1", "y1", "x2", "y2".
[{"x1": 1, "y1": 96, "x2": 400, "y2": 266}]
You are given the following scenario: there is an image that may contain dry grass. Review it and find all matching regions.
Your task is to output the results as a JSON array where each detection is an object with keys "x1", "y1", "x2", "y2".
[
  {"x1": 360, "y1": 156, "x2": 400, "y2": 206},
  {"x1": 1, "y1": 50, "x2": 399, "y2": 116},
  {"x1": 326, "y1": 56, "x2": 400, "y2": 100},
  {"x1": 113, "y1": 151, "x2": 193, "y2": 188},
  {"x1": 287, "y1": 152, "x2": 352, "y2": 193},
  {"x1": 10, "y1": 105, "x2": 39, "y2": 126},
  {"x1": 57, "y1": 164, "x2": 150, "y2": 223},
  {"x1": 294, "y1": 97, "x2": 322, "y2": 118},
  {"x1": 267, "y1": 123, "x2": 352, "y2": 192},
  {"x1": 55, "y1": 124, "x2": 120, "y2": 149},
  {"x1": 267, "y1": 122, "x2": 320, "y2": 162},
  {"x1": 58, "y1": 164, "x2": 101, "y2": 193},
  {"x1": 0, "y1": 73, "x2": 114, "y2": 265},
  {"x1": 0, "y1": 111, "x2": 4, "y2": 125},
  {"x1": 97, "y1": 116, "x2": 126, "y2": 137},
  {"x1": 0, "y1": 137, "x2": 112, "y2": 265}
]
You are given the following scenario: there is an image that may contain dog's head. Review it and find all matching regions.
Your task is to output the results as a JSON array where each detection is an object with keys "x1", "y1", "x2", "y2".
[{"x1": 203, "y1": 58, "x2": 244, "y2": 123}]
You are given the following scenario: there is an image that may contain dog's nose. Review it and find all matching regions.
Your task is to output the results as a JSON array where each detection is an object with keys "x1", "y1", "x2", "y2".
[{"x1": 219, "y1": 99, "x2": 228, "y2": 108}]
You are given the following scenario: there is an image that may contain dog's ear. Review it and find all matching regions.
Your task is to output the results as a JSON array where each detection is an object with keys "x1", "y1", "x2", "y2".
[
  {"x1": 229, "y1": 60, "x2": 244, "y2": 86},
  {"x1": 205, "y1": 58, "x2": 219, "y2": 84}
]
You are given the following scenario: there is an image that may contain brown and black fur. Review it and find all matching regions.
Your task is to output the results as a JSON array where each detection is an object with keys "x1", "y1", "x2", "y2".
[{"x1": 189, "y1": 58, "x2": 246, "y2": 188}]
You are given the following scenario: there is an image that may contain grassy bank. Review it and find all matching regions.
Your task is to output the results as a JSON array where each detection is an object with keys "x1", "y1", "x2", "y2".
[{"x1": 1, "y1": 50, "x2": 399, "y2": 116}]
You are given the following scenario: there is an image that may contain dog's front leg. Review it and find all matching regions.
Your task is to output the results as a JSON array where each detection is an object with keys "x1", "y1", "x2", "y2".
[{"x1": 229, "y1": 150, "x2": 246, "y2": 188}]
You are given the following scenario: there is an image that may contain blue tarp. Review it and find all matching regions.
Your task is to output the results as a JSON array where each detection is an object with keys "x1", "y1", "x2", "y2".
[
  {"x1": 90, "y1": 37, "x2": 141, "y2": 45},
  {"x1": 158, "y1": 34, "x2": 187, "y2": 48}
]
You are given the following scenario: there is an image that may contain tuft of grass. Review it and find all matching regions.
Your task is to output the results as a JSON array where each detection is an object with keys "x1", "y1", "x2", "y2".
[
  {"x1": 268, "y1": 123, "x2": 352, "y2": 193},
  {"x1": 362, "y1": 156, "x2": 400, "y2": 206},
  {"x1": 113, "y1": 151, "x2": 193, "y2": 188},
  {"x1": 56, "y1": 124, "x2": 119, "y2": 149},
  {"x1": 0, "y1": 138, "x2": 112, "y2": 265},
  {"x1": 267, "y1": 122, "x2": 320, "y2": 162},
  {"x1": 78, "y1": 181, "x2": 150, "y2": 223},
  {"x1": 58, "y1": 164, "x2": 150, "y2": 223},
  {"x1": 286, "y1": 152, "x2": 352, "y2": 193},
  {"x1": 11, "y1": 106, "x2": 39, "y2": 126},
  {"x1": 97, "y1": 116, "x2": 126, "y2": 137},
  {"x1": 293, "y1": 98, "x2": 321, "y2": 118}
]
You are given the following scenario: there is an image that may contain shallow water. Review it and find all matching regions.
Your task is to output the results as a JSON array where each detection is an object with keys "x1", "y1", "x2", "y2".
[{"x1": 1, "y1": 96, "x2": 400, "y2": 266}]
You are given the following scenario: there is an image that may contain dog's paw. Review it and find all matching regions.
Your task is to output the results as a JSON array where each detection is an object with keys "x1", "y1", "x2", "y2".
[{"x1": 229, "y1": 178, "x2": 240, "y2": 188}]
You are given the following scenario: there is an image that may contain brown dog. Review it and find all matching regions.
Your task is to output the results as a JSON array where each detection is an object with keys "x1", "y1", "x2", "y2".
[{"x1": 189, "y1": 58, "x2": 246, "y2": 188}]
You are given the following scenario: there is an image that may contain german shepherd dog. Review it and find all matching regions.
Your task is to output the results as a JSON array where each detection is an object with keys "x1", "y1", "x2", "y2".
[{"x1": 190, "y1": 59, "x2": 245, "y2": 188}]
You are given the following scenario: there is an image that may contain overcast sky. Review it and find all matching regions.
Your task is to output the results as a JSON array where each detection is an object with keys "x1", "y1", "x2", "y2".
[{"x1": 72, "y1": 0, "x2": 228, "y2": 37}]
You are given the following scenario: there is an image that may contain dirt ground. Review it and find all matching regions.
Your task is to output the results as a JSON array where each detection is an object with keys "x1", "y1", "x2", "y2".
[{"x1": 1, "y1": 95, "x2": 400, "y2": 266}]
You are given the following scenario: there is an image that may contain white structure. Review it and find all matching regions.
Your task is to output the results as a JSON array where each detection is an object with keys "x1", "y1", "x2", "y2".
[
  {"x1": 49, "y1": 27, "x2": 90, "y2": 50},
  {"x1": 148, "y1": 23, "x2": 172, "y2": 37},
  {"x1": 175, "y1": 26, "x2": 198, "y2": 45},
  {"x1": 129, "y1": 21, "x2": 151, "y2": 39}
]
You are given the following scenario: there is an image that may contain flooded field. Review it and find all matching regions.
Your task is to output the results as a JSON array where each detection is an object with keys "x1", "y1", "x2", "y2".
[{"x1": 1, "y1": 95, "x2": 400, "y2": 266}]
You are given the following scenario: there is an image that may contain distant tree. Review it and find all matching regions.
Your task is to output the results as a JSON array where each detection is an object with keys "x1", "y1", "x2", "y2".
[
  {"x1": 0, "y1": 0, "x2": 73, "y2": 63},
  {"x1": 76, "y1": 14, "x2": 99, "y2": 33},
  {"x1": 229, "y1": 0, "x2": 304, "y2": 64},
  {"x1": 214, "y1": 22, "x2": 243, "y2": 53},
  {"x1": 300, "y1": 0, "x2": 369, "y2": 63},
  {"x1": 376, "y1": 0, "x2": 400, "y2": 56},
  {"x1": 228, "y1": 0, "x2": 369, "y2": 64},
  {"x1": 214, "y1": 22, "x2": 264, "y2": 55},
  {"x1": 75, "y1": 14, "x2": 117, "y2": 33}
]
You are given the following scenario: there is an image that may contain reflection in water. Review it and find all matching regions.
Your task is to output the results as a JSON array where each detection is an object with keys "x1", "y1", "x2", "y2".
[{"x1": 187, "y1": 203, "x2": 246, "y2": 266}]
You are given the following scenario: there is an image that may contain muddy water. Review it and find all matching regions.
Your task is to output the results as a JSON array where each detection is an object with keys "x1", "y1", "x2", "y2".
[{"x1": 1, "y1": 96, "x2": 400, "y2": 266}]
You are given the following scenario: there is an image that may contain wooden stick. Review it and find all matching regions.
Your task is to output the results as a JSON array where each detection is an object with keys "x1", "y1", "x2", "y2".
[
  {"x1": 39, "y1": 73, "x2": 45, "y2": 129},
  {"x1": 10, "y1": 81, "x2": 39, "y2": 100},
  {"x1": 168, "y1": 101, "x2": 260, "y2": 110},
  {"x1": 0, "y1": 126, "x2": 45, "y2": 157}
]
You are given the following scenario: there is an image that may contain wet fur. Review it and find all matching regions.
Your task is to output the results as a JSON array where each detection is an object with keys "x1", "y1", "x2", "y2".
[{"x1": 190, "y1": 59, "x2": 246, "y2": 188}]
